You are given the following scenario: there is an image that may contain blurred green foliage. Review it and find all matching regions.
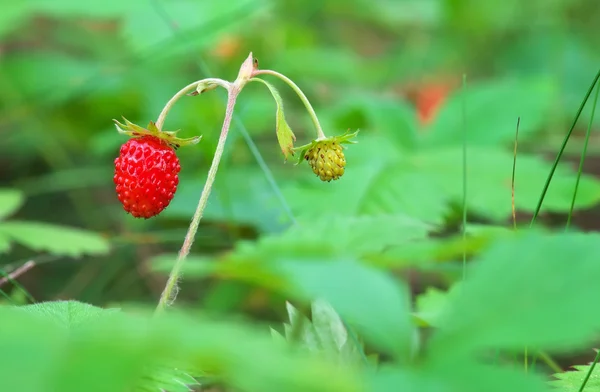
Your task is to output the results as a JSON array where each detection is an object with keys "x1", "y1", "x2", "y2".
[{"x1": 2, "y1": 0, "x2": 600, "y2": 390}]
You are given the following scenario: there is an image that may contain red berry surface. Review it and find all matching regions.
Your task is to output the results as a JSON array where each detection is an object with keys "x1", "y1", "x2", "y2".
[{"x1": 113, "y1": 136, "x2": 181, "y2": 219}]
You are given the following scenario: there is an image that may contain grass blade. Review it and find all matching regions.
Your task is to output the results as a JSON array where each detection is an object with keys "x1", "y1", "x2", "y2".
[
  {"x1": 578, "y1": 349, "x2": 600, "y2": 392},
  {"x1": 461, "y1": 73, "x2": 468, "y2": 281},
  {"x1": 530, "y1": 68, "x2": 600, "y2": 226},
  {"x1": 566, "y1": 81, "x2": 600, "y2": 229},
  {"x1": 512, "y1": 117, "x2": 520, "y2": 230}
]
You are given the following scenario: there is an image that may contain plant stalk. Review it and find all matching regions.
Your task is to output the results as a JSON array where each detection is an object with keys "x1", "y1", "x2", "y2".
[
  {"x1": 253, "y1": 69, "x2": 326, "y2": 139},
  {"x1": 155, "y1": 85, "x2": 240, "y2": 315},
  {"x1": 155, "y1": 78, "x2": 230, "y2": 131}
]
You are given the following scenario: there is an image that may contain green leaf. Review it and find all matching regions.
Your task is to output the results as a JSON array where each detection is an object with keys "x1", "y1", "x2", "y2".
[
  {"x1": 0, "y1": 232, "x2": 10, "y2": 254},
  {"x1": 0, "y1": 188, "x2": 23, "y2": 221},
  {"x1": 251, "y1": 78, "x2": 296, "y2": 160},
  {"x1": 278, "y1": 258, "x2": 414, "y2": 359},
  {"x1": 551, "y1": 362, "x2": 600, "y2": 392},
  {"x1": 16, "y1": 302, "x2": 197, "y2": 392},
  {"x1": 430, "y1": 230, "x2": 600, "y2": 355},
  {"x1": 287, "y1": 135, "x2": 600, "y2": 224},
  {"x1": 311, "y1": 299, "x2": 349, "y2": 353},
  {"x1": 377, "y1": 225, "x2": 517, "y2": 269},
  {"x1": 423, "y1": 77, "x2": 557, "y2": 146},
  {"x1": 330, "y1": 93, "x2": 418, "y2": 149},
  {"x1": 0, "y1": 221, "x2": 110, "y2": 257},
  {"x1": 135, "y1": 364, "x2": 199, "y2": 392},
  {"x1": 369, "y1": 359, "x2": 551, "y2": 392},
  {"x1": 285, "y1": 136, "x2": 449, "y2": 224},
  {"x1": 0, "y1": 3, "x2": 30, "y2": 39},
  {"x1": 19, "y1": 300, "x2": 119, "y2": 329},
  {"x1": 0, "y1": 303, "x2": 363, "y2": 392},
  {"x1": 283, "y1": 302, "x2": 321, "y2": 352},
  {"x1": 413, "y1": 287, "x2": 452, "y2": 328},
  {"x1": 278, "y1": 300, "x2": 367, "y2": 367},
  {"x1": 277, "y1": 215, "x2": 432, "y2": 256},
  {"x1": 150, "y1": 215, "x2": 433, "y2": 278},
  {"x1": 414, "y1": 146, "x2": 600, "y2": 221}
]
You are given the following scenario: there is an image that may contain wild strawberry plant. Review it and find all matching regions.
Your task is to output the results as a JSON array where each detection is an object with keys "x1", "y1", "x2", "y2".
[{"x1": 1, "y1": 50, "x2": 600, "y2": 392}]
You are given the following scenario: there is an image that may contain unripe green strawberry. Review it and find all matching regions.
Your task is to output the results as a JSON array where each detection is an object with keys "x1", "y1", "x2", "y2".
[
  {"x1": 112, "y1": 118, "x2": 201, "y2": 219},
  {"x1": 114, "y1": 136, "x2": 180, "y2": 219},
  {"x1": 294, "y1": 130, "x2": 359, "y2": 182},
  {"x1": 304, "y1": 140, "x2": 346, "y2": 182}
]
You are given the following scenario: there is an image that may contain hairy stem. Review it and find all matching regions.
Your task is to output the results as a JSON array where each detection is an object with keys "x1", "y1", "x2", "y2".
[
  {"x1": 253, "y1": 69, "x2": 326, "y2": 139},
  {"x1": 155, "y1": 78, "x2": 230, "y2": 130},
  {"x1": 155, "y1": 85, "x2": 240, "y2": 315}
]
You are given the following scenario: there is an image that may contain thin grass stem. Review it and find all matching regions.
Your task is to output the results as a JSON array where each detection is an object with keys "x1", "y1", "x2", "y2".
[{"x1": 566, "y1": 80, "x2": 600, "y2": 229}]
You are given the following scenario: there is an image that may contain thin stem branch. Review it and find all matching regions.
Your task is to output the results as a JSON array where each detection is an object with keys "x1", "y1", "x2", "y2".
[
  {"x1": 253, "y1": 69, "x2": 326, "y2": 139},
  {"x1": 155, "y1": 85, "x2": 241, "y2": 315},
  {"x1": 155, "y1": 78, "x2": 230, "y2": 130},
  {"x1": 0, "y1": 261, "x2": 35, "y2": 287}
]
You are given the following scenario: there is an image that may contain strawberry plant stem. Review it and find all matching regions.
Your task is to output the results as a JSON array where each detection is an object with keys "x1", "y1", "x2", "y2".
[
  {"x1": 155, "y1": 78, "x2": 230, "y2": 131},
  {"x1": 155, "y1": 85, "x2": 241, "y2": 315},
  {"x1": 253, "y1": 69, "x2": 326, "y2": 140}
]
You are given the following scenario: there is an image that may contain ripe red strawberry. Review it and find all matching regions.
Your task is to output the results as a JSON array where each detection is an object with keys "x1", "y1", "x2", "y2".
[
  {"x1": 112, "y1": 118, "x2": 201, "y2": 219},
  {"x1": 114, "y1": 136, "x2": 180, "y2": 218}
]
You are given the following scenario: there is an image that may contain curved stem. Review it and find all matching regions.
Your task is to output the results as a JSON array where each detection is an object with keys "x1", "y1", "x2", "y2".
[
  {"x1": 253, "y1": 69, "x2": 326, "y2": 140},
  {"x1": 155, "y1": 85, "x2": 241, "y2": 315},
  {"x1": 155, "y1": 78, "x2": 230, "y2": 131}
]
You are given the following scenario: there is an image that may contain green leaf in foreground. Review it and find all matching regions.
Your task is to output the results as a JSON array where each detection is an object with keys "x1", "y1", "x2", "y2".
[
  {"x1": 550, "y1": 361, "x2": 600, "y2": 392},
  {"x1": 0, "y1": 221, "x2": 110, "y2": 257},
  {"x1": 430, "y1": 230, "x2": 600, "y2": 355},
  {"x1": 0, "y1": 303, "x2": 363, "y2": 392},
  {"x1": 19, "y1": 302, "x2": 198, "y2": 392},
  {"x1": 20, "y1": 300, "x2": 119, "y2": 329},
  {"x1": 413, "y1": 286, "x2": 453, "y2": 328},
  {"x1": 278, "y1": 300, "x2": 367, "y2": 367},
  {"x1": 278, "y1": 258, "x2": 414, "y2": 359},
  {"x1": 369, "y1": 359, "x2": 550, "y2": 392},
  {"x1": 251, "y1": 77, "x2": 296, "y2": 159},
  {"x1": 0, "y1": 188, "x2": 24, "y2": 221}
]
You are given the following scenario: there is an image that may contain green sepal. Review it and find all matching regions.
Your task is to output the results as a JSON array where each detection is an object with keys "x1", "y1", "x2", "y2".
[
  {"x1": 293, "y1": 129, "x2": 359, "y2": 165},
  {"x1": 113, "y1": 117, "x2": 201, "y2": 148}
]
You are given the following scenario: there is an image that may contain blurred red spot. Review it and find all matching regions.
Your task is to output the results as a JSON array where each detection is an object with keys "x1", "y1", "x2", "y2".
[{"x1": 415, "y1": 83, "x2": 452, "y2": 126}]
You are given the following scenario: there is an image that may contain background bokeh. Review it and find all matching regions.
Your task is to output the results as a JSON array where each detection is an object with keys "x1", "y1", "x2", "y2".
[{"x1": 2, "y1": 0, "x2": 600, "y2": 361}]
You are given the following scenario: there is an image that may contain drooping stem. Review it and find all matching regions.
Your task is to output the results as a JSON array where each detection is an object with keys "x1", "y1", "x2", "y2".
[
  {"x1": 253, "y1": 69, "x2": 326, "y2": 140},
  {"x1": 155, "y1": 85, "x2": 241, "y2": 315},
  {"x1": 155, "y1": 78, "x2": 230, "y2": 131}
]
